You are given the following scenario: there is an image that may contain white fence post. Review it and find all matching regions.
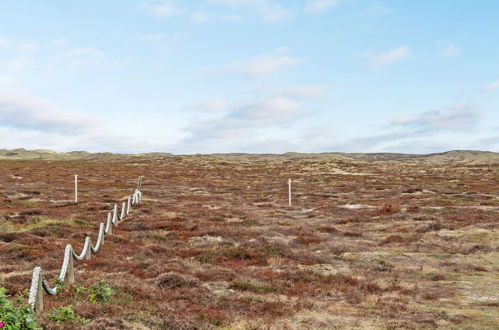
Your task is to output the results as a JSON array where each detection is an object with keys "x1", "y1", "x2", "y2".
[
  {"x1": 120, "y1": 201, "x2": 126, "y2": 220},
  {"x1": 288, "y1": 179, "x2": 292, "y2": 207},
  {"x1": 74, "y1": 175, "x2": 78, "y2": 203}
]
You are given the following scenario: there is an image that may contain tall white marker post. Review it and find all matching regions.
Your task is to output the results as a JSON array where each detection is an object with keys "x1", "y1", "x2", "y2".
[
  {"x1": 288, "y1": 179, "x2": 292, "y2": 207},
  {"x1": 74, "y1": 175, "x2": 78, "y2": 204}
]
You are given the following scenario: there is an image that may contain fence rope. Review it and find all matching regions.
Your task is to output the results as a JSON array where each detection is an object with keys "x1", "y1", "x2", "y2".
[{"x1": 27, "y1": 176, "x2": 144, "y2": 314}]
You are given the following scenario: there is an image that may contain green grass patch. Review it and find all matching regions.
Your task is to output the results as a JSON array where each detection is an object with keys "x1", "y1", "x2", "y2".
[
  {"x1": 229, "y1": 281, "x2": 278, "y2": 294},
  {"x1": 20, "y1": 218, "x2": 64, "y2": 232},
  {"x1": 70, "y1": 219, "x2": 93, "y2": 227},
  {"x1": 0, "y1": 219, "x2": 15, "y2": 233},
  {"x1": 3, "y1": 244, "x2": 33, "y2": 253}
]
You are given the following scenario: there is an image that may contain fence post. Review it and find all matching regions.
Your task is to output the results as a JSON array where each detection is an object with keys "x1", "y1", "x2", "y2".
[
  {"x1": 99, "y1": 223, "x2": 105, "y2": 246},
  {"x1": 288, "y1": 179, "x2": 292, "y2": 207},
  {"x1": 68, "y1": 247, "x2": 75, "y2": 285},
  {"x1": 120, "y1": 201, "x2": 126, "y2": 220},
  {"x1": 74, "y1": 175, "x2": 78, "y2": 203},
  {"x1": 137, "y1": 176, "x2": 143, "y2": 191},
  {"x1": 29, "y1": 267, "x2": 44, "y2": 315},
  {"x1": 112, "y1": 204, "x2": 118, "y2": 224},
  {"x1": 106, "y1": 213, "x2": 112, "y2": 234},
  {"x1": 84, "y1": 237, "x2": 92, "y2": 260},
  {"x1": 127, "y1": 196, "x2": 132, "y2": 214}
]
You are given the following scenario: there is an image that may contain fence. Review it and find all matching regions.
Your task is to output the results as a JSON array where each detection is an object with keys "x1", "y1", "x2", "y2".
[{"x1": 27, "y1": 176, "x2": 144, "y2": 314}]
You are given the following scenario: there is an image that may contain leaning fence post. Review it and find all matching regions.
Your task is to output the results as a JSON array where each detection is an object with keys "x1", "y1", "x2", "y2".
[
  {"x1": 112, "y1": 204, "x2": 118, "y2": 224},
  {"x1": 127, "y1": 196, "x2": 132, "y2": 214},
  {"x1": 106, "y1": 213, "x2": 112, "y2": 234}
]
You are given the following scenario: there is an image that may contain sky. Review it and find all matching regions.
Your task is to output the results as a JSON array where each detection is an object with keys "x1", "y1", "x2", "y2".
[{"x1": 0, "y1": 0, "x2": 498, "y2": 154}]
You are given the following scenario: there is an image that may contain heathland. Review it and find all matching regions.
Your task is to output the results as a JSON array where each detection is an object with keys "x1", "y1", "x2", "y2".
[{"x1": 0, "y1": 149, "x2": 498, "y2": 329}]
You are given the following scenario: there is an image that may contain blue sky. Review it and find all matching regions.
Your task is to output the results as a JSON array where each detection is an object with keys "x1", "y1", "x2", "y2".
[{"x1": 0, "y1": 0, "x2": 498, "y2": 154}]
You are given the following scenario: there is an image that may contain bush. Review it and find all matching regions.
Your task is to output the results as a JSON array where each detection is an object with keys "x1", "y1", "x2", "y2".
[
  {"x1": 45, "y1": 306, "x2": 88, "y2": 325},
  {"x1": 88, "y1": 280, "x2": 115, "y2": 304},
  {"x1": 0, "y1": 287, "x2": 39, "y2": 330}
]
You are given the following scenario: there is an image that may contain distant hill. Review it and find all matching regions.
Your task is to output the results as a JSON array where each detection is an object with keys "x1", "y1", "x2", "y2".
[
  {"x1": 342, "y1": 150, "x2": 499, "y2": 164},
  {"x1": 0, "y1": 148, "x2": 498, "y2": 164}
]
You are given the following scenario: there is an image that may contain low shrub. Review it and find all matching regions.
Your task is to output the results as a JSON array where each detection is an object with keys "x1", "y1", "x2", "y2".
[
  {"x1": 88, "y1": 280, "x2": 115, "y2": 304},
  {"x1": 0, "y1": 287, "x2": 39, "y2": 330},
  {"x1": 45, "y1": 305, "x2": 88, "y2": 325}
]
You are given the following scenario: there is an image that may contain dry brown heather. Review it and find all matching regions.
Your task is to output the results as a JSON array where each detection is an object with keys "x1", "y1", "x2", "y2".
[{"x1": 0, "y1": 151, "x2": 498, "y2": 329}]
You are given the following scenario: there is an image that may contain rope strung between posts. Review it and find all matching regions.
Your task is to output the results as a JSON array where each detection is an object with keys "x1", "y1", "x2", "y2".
[{"x1": 27, "y1": 176, "x2": 144, "y2": 314}]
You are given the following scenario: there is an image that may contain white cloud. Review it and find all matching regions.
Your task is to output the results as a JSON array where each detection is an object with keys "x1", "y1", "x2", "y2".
[
  {"x1": 437, "y1": 42, "x2": 461, "y2": 57},
  {"x1": 2, "y1": 58, "x2": 34, "y2": 71},
  {"x1": 0, "y1": 90, "x2": 166, "y2": 153},
  {"x1": 480, "y1": 80, "x2": 499, "y2": 92},
  {"x1": 370, "y1": 46, "x2": 411, "y2": 66},
  {"x1": 179, "y1": 81, "x2": 335, "y2": 153},
  {"x1": 305, "y1": 0, "x2": 340, "y2": 13},
  {"x1": 207, "y1": 0, "x2": 289, "y2": 22},
  {"x1": 202, "y1": 99, "x2": 230, "y2": 111},
  {"x1": 52, "y1": 38, "x2": 69, "y2": 48},
  {"x1": 189, "y1": 99, "x2": 231, "y2": 112},
  {"x1": 217, "y1": 52, "x2": 300, "y2": 79},
  {"x1": 139, "y1": 0, "x2": 183, "y2": 17},
  {"x1": 208, "y1": 0, "x2": 255, "y2": 4},
  {"x1": 179, "y1": 84, "x2": 330, "y2": 152},
  {"x1": 258, "y1": 3, "x2": 288, "y2": 21},
  {"x1": 61, "y1": 47, "x2": 105, "y2": 65},
  {"x1": 19, "y1": 42, "x2": 37, "y2": 52},
  {"x1": 0, "y1": 37, "x2": 11, "y2": 48},
  {"x1": 282, "y1": 85, "x2": 330, "y2": 99},
  {"x1": 0, "y1": 75, "x2": 17, "y2": 88},
  {"x1": 138, "y1": 33, "x2": 171, "y2": 41},
  {"x1": 191, "y1": 12, "x2": 210, "y2": 23},
  {"x1": 222, "y1": 13, "x2": 243, "y2": 21},
  {"x1": 361, "y1": 4, "x2": 392, "y2": 16},
  {"x1": 186, "y1": 95, "x2": 304, "y2": 141},
  {"x1": 391, "y1": 104, "x2": 480, "y2": 133},
  {"x1": 0, "y1": 91, "x2": 99, "y2": 134}
]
